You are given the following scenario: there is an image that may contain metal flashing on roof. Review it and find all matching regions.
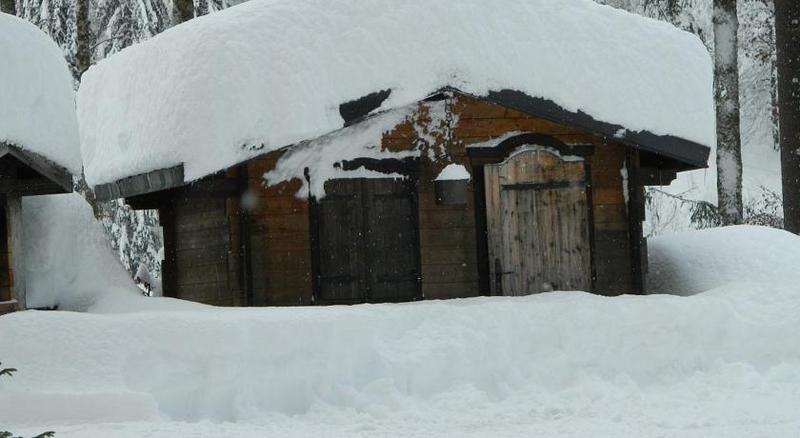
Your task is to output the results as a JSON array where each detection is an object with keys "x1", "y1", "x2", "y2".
[{"x1": 94, "y1": 165, "x2": 184, "y2": 202}]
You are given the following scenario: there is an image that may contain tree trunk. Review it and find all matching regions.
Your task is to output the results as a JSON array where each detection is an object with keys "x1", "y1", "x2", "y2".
[
  {"x1": 0, "y1": 0, "x2": 15, "y2": 15},
  {"x1": 776, "y1": 0, "x2": 800, "y2": 233},
  {"x1": 75, "y1": 0, "x2": 91, "y2": 79},
  {"x1": 713, "y1": 0, "x2": 744, "y2": 225},
  {"x1": 174, "y1": 0, "x2": 194, "y2": 24}
]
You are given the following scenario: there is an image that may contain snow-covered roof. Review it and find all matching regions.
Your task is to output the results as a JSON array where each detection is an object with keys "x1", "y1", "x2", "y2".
[
  {"x1": 0, "y1": 13, "x2": 81, "y2": 176},
  {"x1": 77, "y1": 0, "x2": 715, "y2": 189}
]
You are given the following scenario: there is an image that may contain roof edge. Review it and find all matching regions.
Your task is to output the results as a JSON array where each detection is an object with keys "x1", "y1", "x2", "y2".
[
  {"x1": 0, "y1": 143, "x2": 74, "y2": 193},
  {"x1": 94, "y1": 165, "x2": 184, "y2": 202},
  {"x1": 94, "y1": 86, "x2": 711, "y2": 201},
  {"x1": 472, "y1": 88, "x2": 710, "y2": 170}
]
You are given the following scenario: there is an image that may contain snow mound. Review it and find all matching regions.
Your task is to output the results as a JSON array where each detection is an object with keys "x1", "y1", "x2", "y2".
[
  {"x1": 23, "y1": 194, "x2": 145, "y2": 310},
  {"x1": 2, "y1": 288, "x2": 800, "y2": 435},
  {"x1": 77, "y1": 0, "x2": 714, "y2": 187},
  {"x1": 0, "y1": 12, "x2": 81, "y2": 174},
  {"x1": 435, "y1": 164, "x2": 471, "y2": 181},
  {"x1": 647, "y1": 225, "x2": 800, "y2": 295}
]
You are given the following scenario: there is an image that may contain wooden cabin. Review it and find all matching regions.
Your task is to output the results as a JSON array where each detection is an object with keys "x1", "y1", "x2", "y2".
[
  {"x1": 0, "y1": 143, "x2": 73, "y2": 314},
  {"x1": 94, "y1": 88, "x2": 709, "y2": 306}
]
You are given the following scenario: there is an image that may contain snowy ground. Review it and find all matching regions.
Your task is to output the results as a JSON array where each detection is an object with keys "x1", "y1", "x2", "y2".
[{"x1": 4, "y1": 223, "x2": 800, "y2": 436}]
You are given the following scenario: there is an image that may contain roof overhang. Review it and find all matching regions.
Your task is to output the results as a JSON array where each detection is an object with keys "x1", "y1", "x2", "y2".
[
  {"x1": 0, "y1": 143, "x2": 73, "y2": 196},
  {"x1": 452, "y1": 88, "x2": 710, "y2": 171},
  {"x1": 93, "y1": 86, "x2": 711, "y2": 202},
  {"x1": 94, "y1": 165, "x2": 184, "y2": 202}
]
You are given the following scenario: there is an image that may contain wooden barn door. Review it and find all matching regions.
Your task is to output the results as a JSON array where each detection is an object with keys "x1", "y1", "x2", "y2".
[
  {"x1": 315, "y1": 178, "x2": 421, "y2": 304},
  {"x1": 485, "y1": 148, "x2": 592, "y2": 295}
]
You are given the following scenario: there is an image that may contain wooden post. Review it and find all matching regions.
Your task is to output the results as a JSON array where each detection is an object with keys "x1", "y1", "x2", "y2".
[
  {"x1": 776, "y1": 0, "x2": 800, "y2": 233},
  {"x1": 625, "y1": 149, "x2": 645, "y2": 294},
  {"x1": 158, "y1": 204, "x2": 178, "y2": 299},
  {"x1": 7, "y1": 195, "x2": 25, "y2": 310}
]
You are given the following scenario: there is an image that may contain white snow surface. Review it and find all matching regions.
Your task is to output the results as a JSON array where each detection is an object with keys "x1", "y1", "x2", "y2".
[
  {"x1": 0, "y1": 13, "x2": 81, "y2": 174},
  {"x1": 77, "y1": 0, "x2": 715, "y2": 187},
  {"x1": 648, "y1": 225, "x2": 800, "y2": 296},
  {"x1": 435, "y1": 164, "x2": 471, "y2": 181},
  {"x1": 264, "y1": 105, "x2": 417, "y2": 199},
  {"x1": 3, "y1": 226, "x2": 800, "y2": 436},
  {"x1": 4, "y1": 286, "x2": 800, "y2": 436},
  {"x1": 22, "y1": 193, "x2": 200, "y2": 312}
]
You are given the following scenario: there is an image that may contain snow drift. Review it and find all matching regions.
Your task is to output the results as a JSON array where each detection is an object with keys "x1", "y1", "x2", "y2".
[
  {"x1": 647, "y1": 225, "x2": 800, "y2": 295},
  {"x1": 0, "y1": 12, "x2": 81, "y2": 174},
  {"x1": 22, "y1": 194, "x2": 145, "y2": 310},
  {"x1": 77, "y1": 0, "x2": 715, "y2": 187},
  {"x1": 3, "y1": 286, "x2": 800, "y2": 436}
]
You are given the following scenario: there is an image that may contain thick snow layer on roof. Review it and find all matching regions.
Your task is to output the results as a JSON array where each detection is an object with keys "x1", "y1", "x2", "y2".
[
  {"x1": 77, "y1": 0, "x2": 715, "y2": 187},
  {"x1": 0, "y1": 13, "x2": 81, "y2": 174}
]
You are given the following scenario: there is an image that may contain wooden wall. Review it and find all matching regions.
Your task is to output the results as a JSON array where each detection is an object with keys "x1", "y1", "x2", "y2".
[
  {"x1": 244, "y1": 155, "x2": 312, "y2": 306},
  {"x1": 169, "y1": 194, "x2": 243, "y2": 305},
  {"x1": 165, "y1": 93, "x2": 641, "y2": 305},
  {"x1": 0, "y1": 200, "x2": 12, "y2": 312},
  {"x1": 449, "y1": 95, "x2": 636, "y2": 295}
]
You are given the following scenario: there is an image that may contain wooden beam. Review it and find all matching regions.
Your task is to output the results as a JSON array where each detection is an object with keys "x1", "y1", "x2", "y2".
[
  {"x1": 15, "y1": 178, "x2": 67, "y2": 196},
  {"x1": 0, "y1": 143, "x2": 72, "y2": 193},
  {"x1": 625, "y1": 149, "x2": 645, "y2": 294},
  {"x1": 638, "y1": 167, "x2": 677, "y2": 186},
  {"x1": 7, "y1": 195, "x2": 25, "y2": 310}
]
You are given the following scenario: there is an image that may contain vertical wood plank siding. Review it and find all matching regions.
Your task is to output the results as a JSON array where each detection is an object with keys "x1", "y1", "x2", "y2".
[{"x1": 0, "y1": 200, "x2": 12, "y2": 306}]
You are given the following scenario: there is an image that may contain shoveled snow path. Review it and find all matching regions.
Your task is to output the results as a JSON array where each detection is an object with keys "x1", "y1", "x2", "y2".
[{"x1": 4, "y1": 281, "x2": 800, "y2": 436}]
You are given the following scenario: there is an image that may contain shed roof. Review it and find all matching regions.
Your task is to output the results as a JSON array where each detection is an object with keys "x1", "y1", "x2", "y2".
[
  {"x1": 79, "y1": 0, "x2": 715, "y2": 192},
  {"x1": 0, "y1": 13, "x2": 81, "y2": 177}
]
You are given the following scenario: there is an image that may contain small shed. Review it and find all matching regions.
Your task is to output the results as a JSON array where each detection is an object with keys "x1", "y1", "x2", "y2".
[
  {"x1": 79, "y1": 0, "x2": 715, "y2": 306},
  {"x1": 0, "y1": 13, "x2": 81, "y2": 313},
  {"x1": 93, "y1": 89, "x2": 709, "y2": 305}
]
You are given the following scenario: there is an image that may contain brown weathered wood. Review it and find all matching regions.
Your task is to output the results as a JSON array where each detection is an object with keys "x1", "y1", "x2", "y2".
[
  {"x1": 486, "y1": 148, "x2": 591, "y2": 295},
  {"x1": 0, "y1": 299, "x2": 17, "y2": 315},
  {"x1": 7, "y1": 195, "x2": 25, "y2": 309},
  {"x1": 0, "y1": 144, "x2": 72, "y2": 194},
  {"x1": 314, "y1": 178, "x2": 421, "y2": 304}
]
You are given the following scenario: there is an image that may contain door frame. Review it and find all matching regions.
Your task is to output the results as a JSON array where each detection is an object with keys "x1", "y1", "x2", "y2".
[
  {"x1": 467, "y1": 133, "x2": 596, "y2": 295},
  {"x1": 308, "y1": 157, "x2": 422, "y2": 305}
]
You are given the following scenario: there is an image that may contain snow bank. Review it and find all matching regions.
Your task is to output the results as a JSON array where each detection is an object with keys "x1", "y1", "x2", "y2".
[
  {"x1": 3, "y1": 287, "x2": 800, "y2": 436},
  {"x1": 647, "y1": 225, "x2": 800, "y2": 295},
  {"x1": 0, "y1": 13, "x2": 81, "y2": 174},
  {"x1": 23, "y1": 194, "x2": 146, "y2": 310},
  {"x1": 77, "y1": 0, "x2": 714, "y2": 187}
]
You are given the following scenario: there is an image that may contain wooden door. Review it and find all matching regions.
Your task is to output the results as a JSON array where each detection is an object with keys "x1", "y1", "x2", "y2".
[
  {"x1": 316, "y1": 178, "x2": 421, "y2": 304},
  {"x1": 485, "y1": 148, "x2": 592, "y2": 295}
]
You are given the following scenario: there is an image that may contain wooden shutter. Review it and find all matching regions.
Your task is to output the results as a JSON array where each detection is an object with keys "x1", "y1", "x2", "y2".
[
  {"x1": 315, "y1": 178, "x2": 421, "y2": 304},
  {"x1": 364, "y1": 178, "x2": 420, "y2": 302}
]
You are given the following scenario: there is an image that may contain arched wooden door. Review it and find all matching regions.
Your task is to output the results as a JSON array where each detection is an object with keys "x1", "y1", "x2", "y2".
[{"x1": 485, "y1": 147, "x2": 592, "y2": 295}]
